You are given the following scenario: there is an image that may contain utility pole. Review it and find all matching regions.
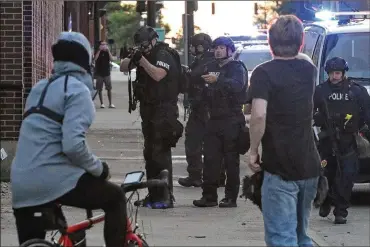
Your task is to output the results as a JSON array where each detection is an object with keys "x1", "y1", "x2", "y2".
[
  {"x1": 183, "y1": 1, "x2": 196, "y2": 66},
  {"x1": 183, "y1": 3, "x2": 189, "y2": 66},
  {"x1": 147, "y1": 0, "x2": 156, "y2": 27},
  {"x1": 93, "y1": 2, "x2": 100, "y2": 53}
]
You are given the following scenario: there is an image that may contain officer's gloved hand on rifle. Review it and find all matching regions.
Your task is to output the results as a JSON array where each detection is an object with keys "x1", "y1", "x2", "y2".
[
  {"x1": 131, "y1": 49, "x2": 142, "y2": 66},
  {"x1": 181, "y1": 65, "x2": 191, "y2": 74}
]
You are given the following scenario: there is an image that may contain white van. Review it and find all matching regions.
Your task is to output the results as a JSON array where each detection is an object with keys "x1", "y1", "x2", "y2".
[{"x1": 302, "y1": 12, "x2": 370, "y2": 94}]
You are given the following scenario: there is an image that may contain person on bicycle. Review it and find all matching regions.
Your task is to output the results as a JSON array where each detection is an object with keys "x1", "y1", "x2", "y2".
[{"x1": 11, "y1": 32, "x2": 127, "y2": 247}]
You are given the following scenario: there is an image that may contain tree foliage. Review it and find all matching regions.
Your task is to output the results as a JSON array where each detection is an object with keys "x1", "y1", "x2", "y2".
[
  {"x1": 276, "y1": 0, "x2": 317, "y2": 21},
  {"x1": 158, "y1": 11, "x2": 171, "y2": 35},
  {"x1": 106, "y1": 2, "x2": 141, "y2": 48},
  {"x1": 106, "y1": 2, "x2": 172, "y2": 49},
  {"x1": 253, "y1": 1, "x2": 279, "y2": 29},
  {"x1": 253, "y1": 1, "x2": 318, "y2": 27}
]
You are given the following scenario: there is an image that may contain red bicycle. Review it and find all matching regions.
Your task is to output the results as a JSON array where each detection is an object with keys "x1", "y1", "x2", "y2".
[{"x1": 19, "y1": 170, "x2": 170, "y2": 247}]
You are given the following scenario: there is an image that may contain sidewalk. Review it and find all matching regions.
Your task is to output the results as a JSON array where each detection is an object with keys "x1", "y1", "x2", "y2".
[
  {"x1": 1, "y1": 71, "x2": 368, "y2": 246},
  {"x1": 91, "y1": 71, "x2": 142, "y2": 130},
  {"x1": 89, "y1": 72, "x2": 370, "y2": 247},
  {"x1": 87, "y1": 72, "x2": 328, "y2": 246}
]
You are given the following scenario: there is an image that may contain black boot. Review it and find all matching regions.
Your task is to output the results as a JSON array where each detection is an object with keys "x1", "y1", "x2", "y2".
[
  {"x1": 319, "y1": 203, "x2": 331, "y2": 217},
  {"x1": 219, "y1": 198, "x2": 237, "y2": 208},
  {"x1": 151, "y1": 186, "x2": 175, "y2": 209},
  {"x1": 178, "y1": 177, "x2": 202, "y2": 187},
  {"x1": 151, "y1": 200, "x2": 174, "y2": 209},
  {"x1": 193, "y1": 197, "x2": 218, "y2": 207},
  {"x1": 134, "y1": 194, "x2": 152, "y2": 208},
  {"x1": 334, "y1": 216, "x2": 347, "y2": 224}
]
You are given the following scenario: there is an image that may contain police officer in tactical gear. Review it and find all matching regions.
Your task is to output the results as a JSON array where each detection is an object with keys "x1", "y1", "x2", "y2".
[
  {"x1": 120, "y1": 26, "x2": 182, "y2": 209},
  {"x1": 193, "y1": 36, "x2": 247, "y2": 208},
  {"x1": 178, "y1": 33, "x2": 226, "y2": 187},
  {"x1": 314, "y1": 57, "x2": 370, "y2": 224}
]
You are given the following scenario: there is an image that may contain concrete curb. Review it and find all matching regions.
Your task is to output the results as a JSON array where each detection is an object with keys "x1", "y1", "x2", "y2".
[
  {"x1": 308, "y1": 228, "x2": 331, "y2": 247},
  {"x1": 98, "y1": 155, "x2": 187, "y2": 160}
]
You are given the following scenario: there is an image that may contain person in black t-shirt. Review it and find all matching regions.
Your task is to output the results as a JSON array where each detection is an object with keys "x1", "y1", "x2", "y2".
[
  {"x1": 247, "y1": 15, "x2": 321, "y2": 247},
  {"x1": 94, "y1": 41, "x2": 115, "y2": 108}
]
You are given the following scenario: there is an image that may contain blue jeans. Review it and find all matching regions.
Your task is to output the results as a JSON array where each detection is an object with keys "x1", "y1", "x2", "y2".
[{"x1": 262, "y1": 171, "x2": 319, "y2": 247}]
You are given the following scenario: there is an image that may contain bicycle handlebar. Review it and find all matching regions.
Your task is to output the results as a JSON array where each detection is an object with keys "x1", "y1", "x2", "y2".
[
  {"x1": 121, "y1": 169, "x2": 169, "y2": 192},
  {"x1": 85, "y1": 170, "x2": 168, "y2": 219}
]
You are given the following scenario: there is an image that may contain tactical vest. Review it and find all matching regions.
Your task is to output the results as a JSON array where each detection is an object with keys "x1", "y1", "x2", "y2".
[
  {"x1": 322, "y1": 80, "x2": 360, "y2": 133},
  {"x1": 205, "y1": 60, "x2": 248, "y2": 118},
  {"x1": 23, "y1": 75, "x2": 69, "y2": 124},
  {"x1": 134, "y1": 43, "x2": 180, "y2": 105}
]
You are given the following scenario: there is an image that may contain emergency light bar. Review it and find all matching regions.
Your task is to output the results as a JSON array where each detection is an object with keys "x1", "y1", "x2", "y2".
[
  {"x1": 315, "y1": 11, "x2": 370, "y2": 21},
  {"x1": 242, "y1": 40, "x2": 268, "y2": 44},
  {"x1": 241, "y1": 40, "x2": 268, "y2": 47}
]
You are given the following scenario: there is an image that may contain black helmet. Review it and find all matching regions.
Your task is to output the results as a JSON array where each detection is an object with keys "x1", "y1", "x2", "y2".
[
  {"x1": 52, "y1": 32, "x2": 92, "y2": 73},
  {"x1": 212, "y1": 36, "x2": 236, "y2": 53},
  {"x1": 324, "y1": 57, "x2": 349, "y2": 73},
  {"x1": 133, "y1": 26, "x2": 159, "y2": 46},
  {"x1": 191, "y1": 33, "x2": 213, "y2": 51}
]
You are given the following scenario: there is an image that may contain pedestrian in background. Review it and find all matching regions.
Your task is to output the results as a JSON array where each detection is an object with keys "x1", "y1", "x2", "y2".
[
  {"x1": 247, "y1": 15, "x2": 321, "y2": 246},
  {"x1": 95, "y1": 40, "x2": 115, "y2": 109},
  {"x1": 120, "y1": 43, "x2": 130, "y2": 60}
]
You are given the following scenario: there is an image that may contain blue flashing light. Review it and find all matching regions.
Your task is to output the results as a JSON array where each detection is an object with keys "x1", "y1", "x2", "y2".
[{"x1": 315, "y1": 11, "x2": 334, "y2": 21}]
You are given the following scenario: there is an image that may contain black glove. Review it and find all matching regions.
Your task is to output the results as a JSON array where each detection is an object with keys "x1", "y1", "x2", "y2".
[
  {"x1": 181, "y1": 65, "x2": 191, "y2": 74},
  {"x1": 99, "y1": 161, "x2": 110, "y2": 180},
  {"x1": 313, "y1": 112, "x2": 325, "y2": 127},
  {"x1": 132, "y1": 49, "x2": 142, "y2": 64}
]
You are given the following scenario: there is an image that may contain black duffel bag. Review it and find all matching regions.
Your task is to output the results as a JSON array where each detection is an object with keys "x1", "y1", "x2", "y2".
[
  {"x1": 237, "y1": 125, "x2": 250, "y2": 155},
  {"x1": 159, "y1": 119, "x2": 184, "y2": 148}
]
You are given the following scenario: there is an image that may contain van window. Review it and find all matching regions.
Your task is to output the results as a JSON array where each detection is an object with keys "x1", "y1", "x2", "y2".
[
  {"x1": 320, "y1": 33, "x2": 370, "y2": 84},
  {"x1": 302, "y1": 31, "x2": 319, "y2": 57},
  {"x1": 312, "y1": 35, "x2": 324, "y2": 67},
  {"x1": 238, "y1": 50, "x2": 272, "y2": 71}
]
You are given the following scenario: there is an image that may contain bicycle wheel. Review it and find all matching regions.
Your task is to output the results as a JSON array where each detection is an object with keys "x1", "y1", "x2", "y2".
[{"x1": 20, "y1": 239, "x2": 57, "y2": 247}]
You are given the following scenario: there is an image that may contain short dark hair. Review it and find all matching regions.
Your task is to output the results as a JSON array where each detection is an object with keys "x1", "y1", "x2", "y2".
[{"x1": 268, "y1": 15, "x2": 303, "y2": 57}]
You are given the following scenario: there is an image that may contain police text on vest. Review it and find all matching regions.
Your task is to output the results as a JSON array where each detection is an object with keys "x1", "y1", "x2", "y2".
[
  {"x1": 156, "y1": 61, "x2": 170, "y2": 70},
  {"x1": 328, "y1": 93, "x2": 349, "y2": 101}
]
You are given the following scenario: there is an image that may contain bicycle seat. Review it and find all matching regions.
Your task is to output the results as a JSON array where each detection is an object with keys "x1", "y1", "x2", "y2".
[{"x1": 30, "y1": 203, "x2": 67, "y2": 231}]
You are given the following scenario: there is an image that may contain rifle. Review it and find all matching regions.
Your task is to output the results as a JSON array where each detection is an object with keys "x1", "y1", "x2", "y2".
[
  {"x1": 318, "y1": 98, "x2": 343, "y2": 176},
  {"x1": 181, "y1": 65, "x2": 191, "y2": 121},
  {"x1": 183, "y1": 93, "x2": 190, "y2": 121},
  {"x1": 127, "y1": 58, "x2": 138, "y2": 113}
]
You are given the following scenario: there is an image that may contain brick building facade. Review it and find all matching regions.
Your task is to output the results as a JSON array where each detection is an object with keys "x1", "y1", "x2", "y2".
[
  {"x1": 0, "y1": 1, "x2": 108, "y2": 142},
  {"x1": 0, "y1": 1, "x2": 64, "y2": 140}
]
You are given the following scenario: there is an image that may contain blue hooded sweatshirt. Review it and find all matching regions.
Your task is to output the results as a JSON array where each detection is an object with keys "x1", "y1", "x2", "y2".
[{"x1": 11, "y1": 32, "x2": 103, "y2": 208}]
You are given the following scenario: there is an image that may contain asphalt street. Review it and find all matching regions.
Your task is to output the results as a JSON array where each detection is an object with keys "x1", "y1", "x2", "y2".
[{"x1": 1, "y1": 71, "x2": 369, "y2": 246}]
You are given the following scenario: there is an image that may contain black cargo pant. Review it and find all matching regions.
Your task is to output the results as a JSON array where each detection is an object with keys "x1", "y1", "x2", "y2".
[
  {"x1": 185, "y1": 105, "x2": 226, "y2": 181},
  {"x1": 202, "y1": 115, "x2": 245, "y2": 201},
  {"x1": 140, "y1": 103, "x2": 177, "y2": 202},
  {"x1": 321, "y1": 149, "x2": 359, "y2": 217},
  {"x1": 13, "y1": 173, "x2": 127, "y2": 247}
]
